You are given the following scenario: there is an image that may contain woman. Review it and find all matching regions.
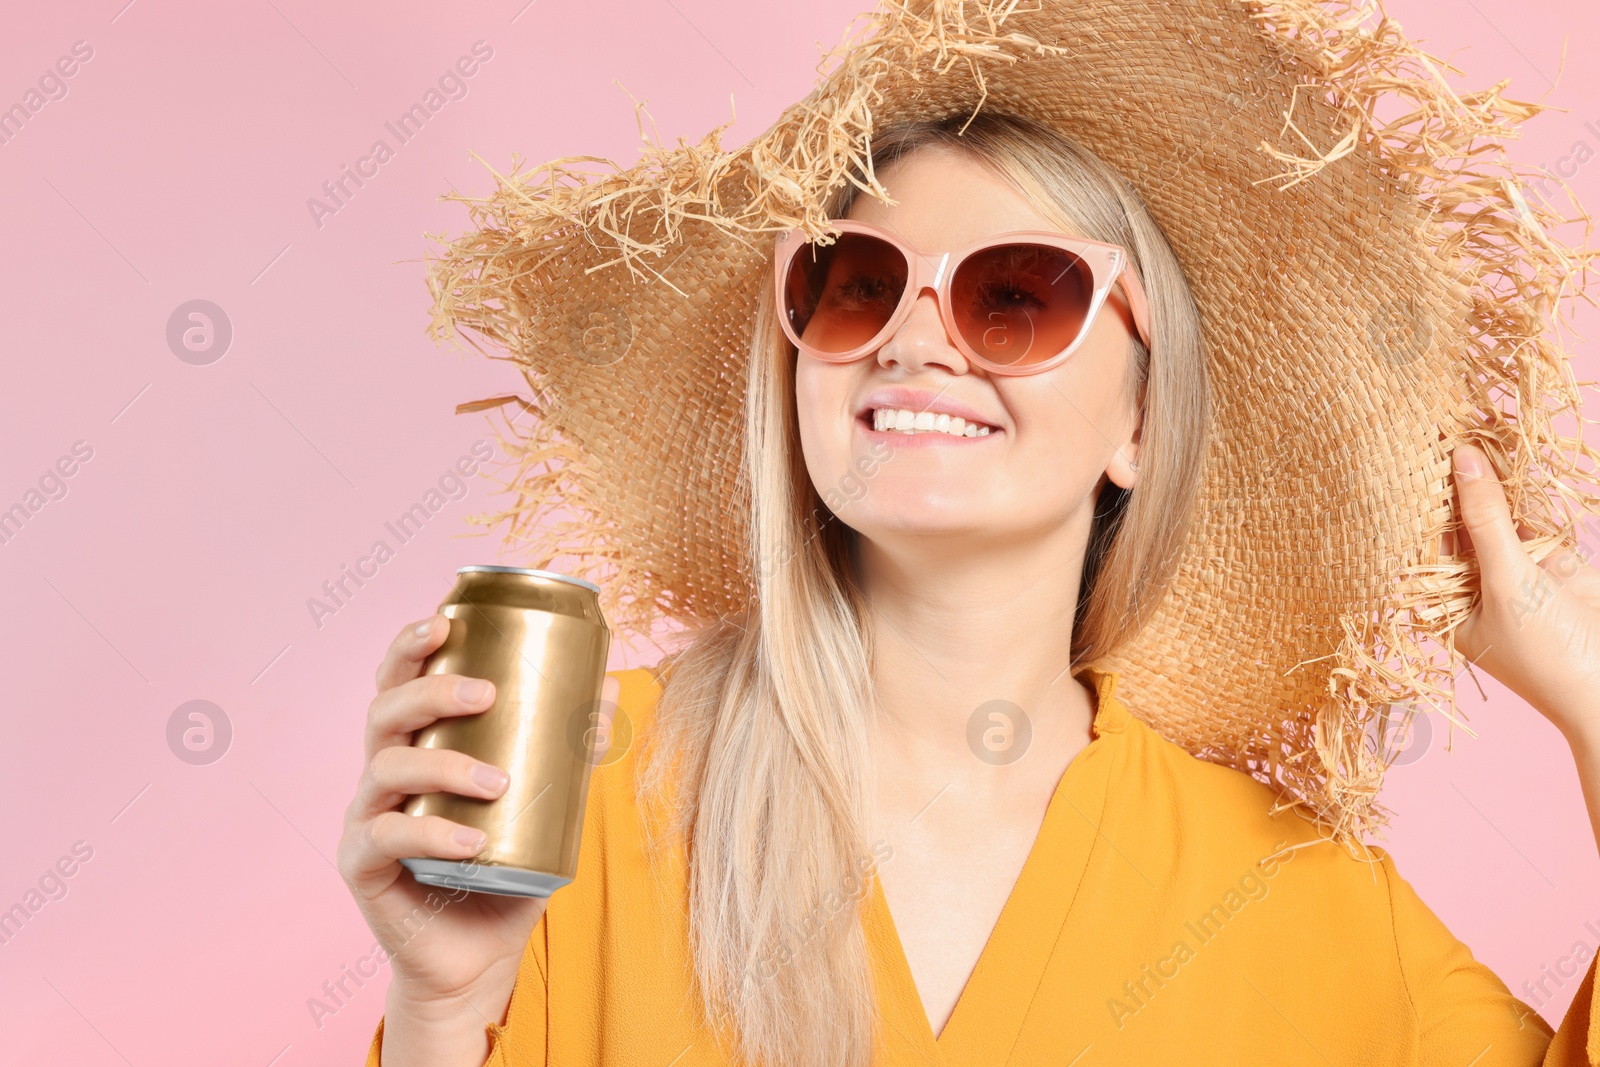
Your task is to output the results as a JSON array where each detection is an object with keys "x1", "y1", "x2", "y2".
[{"x1": 341, "y1": 4, "x2": 1600, "y2": 1066}]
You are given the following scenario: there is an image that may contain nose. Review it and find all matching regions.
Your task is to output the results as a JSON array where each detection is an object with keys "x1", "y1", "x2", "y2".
[{"x1": 876, "y1": 287, "x2": 972, "y2": 376}]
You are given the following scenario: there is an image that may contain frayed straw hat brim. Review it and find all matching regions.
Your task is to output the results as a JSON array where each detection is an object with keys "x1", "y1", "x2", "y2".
[{"x1": 422, "y1": 0, "x2": 1600, "y2": 847}]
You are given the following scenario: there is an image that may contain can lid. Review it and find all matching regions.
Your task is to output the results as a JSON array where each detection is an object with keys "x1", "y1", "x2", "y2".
[{"x1": 455, "y1": 565, "x2": 601, "y2": 594}]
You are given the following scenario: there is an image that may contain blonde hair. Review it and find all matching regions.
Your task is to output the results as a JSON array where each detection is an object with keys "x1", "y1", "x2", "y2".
[{"x1": 635, "y1": 110, "x2": 1209, "y2": 1067}]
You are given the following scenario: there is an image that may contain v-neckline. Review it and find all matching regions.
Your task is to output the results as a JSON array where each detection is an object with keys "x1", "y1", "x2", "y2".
[{"x1": 863, "y1": 666, "x2": 1126, "y2": 1066}]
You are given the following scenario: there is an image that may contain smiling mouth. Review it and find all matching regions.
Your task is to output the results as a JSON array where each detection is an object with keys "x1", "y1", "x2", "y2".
[{"x1": 862, "y1": 407, "x2": 999, "y2": 438}]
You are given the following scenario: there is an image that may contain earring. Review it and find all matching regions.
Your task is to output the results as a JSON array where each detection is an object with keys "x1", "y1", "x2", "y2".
[{"x1": 1130, "y1": 460, "x2": 1140, "y2": 473}]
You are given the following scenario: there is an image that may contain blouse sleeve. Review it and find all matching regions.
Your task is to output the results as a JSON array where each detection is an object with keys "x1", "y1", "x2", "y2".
[
  {"x1": 1378, "y1": 846, "x2": 1600, "y2": 1065},
  {"x1": 363, "y1": 906, "x2": 550, "y2": 1067}
]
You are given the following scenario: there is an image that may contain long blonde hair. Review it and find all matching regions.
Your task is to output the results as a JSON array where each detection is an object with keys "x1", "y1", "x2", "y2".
[{"x1": 635, "y1": 110, "x2": 1209, "y2": 1067}]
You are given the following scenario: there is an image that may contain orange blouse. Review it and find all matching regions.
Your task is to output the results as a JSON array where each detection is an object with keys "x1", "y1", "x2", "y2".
[{"x1": 367, "y1": 665, "x2": 1600, "y2": 1065}]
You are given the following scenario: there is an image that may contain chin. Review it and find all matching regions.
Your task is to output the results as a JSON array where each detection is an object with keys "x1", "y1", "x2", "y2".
[{"x1": 845, "y1": 506, "x2": 991, "y2": 539}]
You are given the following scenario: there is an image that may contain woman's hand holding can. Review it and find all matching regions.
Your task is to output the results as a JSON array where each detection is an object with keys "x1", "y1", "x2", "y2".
[{"x1": 337, "y1": 612, "x2": 619, "y2": 1067}]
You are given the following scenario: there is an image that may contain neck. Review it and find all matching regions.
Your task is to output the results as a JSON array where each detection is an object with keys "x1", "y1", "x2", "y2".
[{"x1": 857, "y1": 518, "x2": 1099, "y2": 800}]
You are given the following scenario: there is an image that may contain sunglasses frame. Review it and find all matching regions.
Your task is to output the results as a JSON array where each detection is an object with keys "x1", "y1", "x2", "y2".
[{"x1": 772, "y1": 218, "x2": 1153, "y2": 376}]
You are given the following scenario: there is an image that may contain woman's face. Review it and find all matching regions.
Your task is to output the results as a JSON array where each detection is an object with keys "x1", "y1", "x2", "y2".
[{"x1": 794, "y1": 147, "x2": 1144, "y2": 559}]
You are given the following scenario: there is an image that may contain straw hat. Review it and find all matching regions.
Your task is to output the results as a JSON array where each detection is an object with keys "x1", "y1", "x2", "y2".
[{"x1": 422, "y1": 0, "x2": 1599, "y2": 845}]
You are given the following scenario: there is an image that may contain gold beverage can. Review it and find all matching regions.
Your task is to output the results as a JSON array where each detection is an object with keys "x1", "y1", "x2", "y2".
[{"x1": 399, "y1": 565, "x2": 611, "y2": 897}]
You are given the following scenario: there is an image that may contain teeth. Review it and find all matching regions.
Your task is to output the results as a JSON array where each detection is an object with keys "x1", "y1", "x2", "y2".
[{"x1": 871, "y1": 407, "x2": 992, "y2": 437}]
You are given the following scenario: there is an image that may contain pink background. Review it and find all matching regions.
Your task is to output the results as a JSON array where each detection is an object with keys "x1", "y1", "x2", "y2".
[{"x1": 1, "y1": 1, "x2": 1596, "y2": 1063}]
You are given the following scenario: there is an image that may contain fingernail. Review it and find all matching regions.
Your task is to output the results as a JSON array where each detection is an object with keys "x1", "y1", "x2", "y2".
[
  {"x1": 472, "y1": 763, "x2": 509, "y2": 792},
  {"x1": 457, "y1": 678, "x2": 492, "y2": 705},
  {"x1": 415, "y1": 617, "x2": 434, "y2": 639},
  {"x1": 453, "y1": 827, "x2": 487, "y2": 850},
  {"x1": 1454, "y1": 448, "x2": 1483, "y2": 478}
]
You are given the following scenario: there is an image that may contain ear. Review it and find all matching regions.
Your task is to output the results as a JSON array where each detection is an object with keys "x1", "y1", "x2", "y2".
[{"x1": 1106, "y1": 376, "x2": 1145, "y2": 490}]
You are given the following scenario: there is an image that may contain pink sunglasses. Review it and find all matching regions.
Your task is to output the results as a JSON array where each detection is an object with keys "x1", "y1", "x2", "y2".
[{"x1": 773, "y1": 218, "x2": 1152, "y2": 376}]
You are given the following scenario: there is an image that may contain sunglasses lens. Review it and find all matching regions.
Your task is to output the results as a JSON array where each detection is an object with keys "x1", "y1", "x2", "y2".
[
  {"x1": 951, "y1": 244, "x2": 1095, "y2": 368},
  {"x1": 782, "y1": 232, "x2": 908, "y2": 357}
]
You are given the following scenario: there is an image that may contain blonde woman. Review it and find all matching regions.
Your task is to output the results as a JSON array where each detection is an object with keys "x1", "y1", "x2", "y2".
[{"x1": 340, "y1": 102, "x2": 1600, "y2": 1067}]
